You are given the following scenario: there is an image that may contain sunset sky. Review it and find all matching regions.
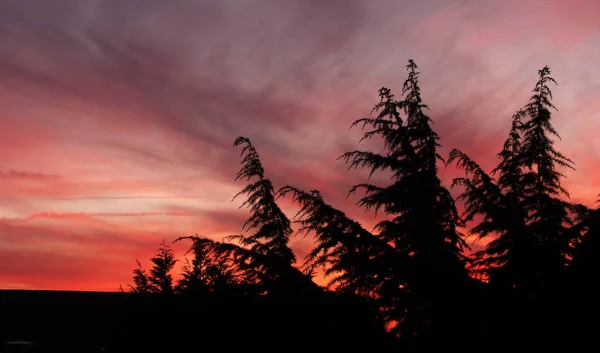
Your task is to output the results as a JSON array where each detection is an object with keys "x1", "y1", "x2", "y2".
[{"x1": 1, "y1": 0, "x2": 599, "y2": 291}]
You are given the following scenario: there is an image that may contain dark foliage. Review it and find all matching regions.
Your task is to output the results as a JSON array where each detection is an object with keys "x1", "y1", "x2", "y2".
[
  {"x1": 448, "y1": 66, "x2": 584, "y2": 297},
  {"x1": 173, "y1": 235, "x2": 256, "y2": 295},
  {"x1": 277, "y1": 186, "x2": 392, "y2": 297},
  {"x1": 128, "y1": 260, "x2": 152, "y2": 294},
  {"x1": 147, "y1": 239, "x2": 178, "y2": 295},
  {"x1": 569, "y1": 197, "x2": 600, "y2": 294},
  {"x1": 518, "y1": 67, "x2": 580, "y2": 287},
  {"x1": 446, "y1": 65, "x2": 598, "y2": 347},
  {"x1": 227, "y1": 136, "x2": 319, "y2": 296},
  {"x1": 230, "y1": 136, "x2": 295, "y2": 264},
  {"x1": 336, "y1": 60, "x2": 473, "y2": 339}
]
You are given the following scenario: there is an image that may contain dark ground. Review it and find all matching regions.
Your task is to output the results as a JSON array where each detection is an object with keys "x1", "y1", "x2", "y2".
[{"x1": 0, "y1": 289, "x2": 393, "y2": 352}]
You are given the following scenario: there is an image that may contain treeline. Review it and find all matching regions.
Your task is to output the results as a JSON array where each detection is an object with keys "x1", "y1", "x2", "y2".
[{"x1": 125, "y1": 61, "x2": 598, "y2": 348}]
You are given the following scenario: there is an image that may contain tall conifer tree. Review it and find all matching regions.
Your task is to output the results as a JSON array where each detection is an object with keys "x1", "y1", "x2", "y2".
[
  {"x1": 450, "y1": 66, "x2": 578, "y2": 295},
  {"x1": 519, "y1": 66, "x2": 576, "y2": 285},
  {"x1": 230, "y1": 136, "x2": 295, "y2": 264},
  {"x1": 339, "y1": 60, "x2": 470, "y2": 338},
  {"x1": 449, "y1": 110, "x2": 536, "y2": 292},
  {"x1": 229, "y1": 137, "x2": 316, "y2": 294}
]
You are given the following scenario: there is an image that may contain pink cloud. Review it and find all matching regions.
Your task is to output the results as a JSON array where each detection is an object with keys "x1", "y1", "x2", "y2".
[{"x1": 0, "y1": 0, "x2": 599, "y2": 290}]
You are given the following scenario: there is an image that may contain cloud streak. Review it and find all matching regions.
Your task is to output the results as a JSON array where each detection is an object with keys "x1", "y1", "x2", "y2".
[{"x1": 2, "y1": 211, "x2": 192, "y2": 222}]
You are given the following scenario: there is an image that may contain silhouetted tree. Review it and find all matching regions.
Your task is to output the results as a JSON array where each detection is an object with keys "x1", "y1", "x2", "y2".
[
  {"x1": 485, "y1": 109, "x2": 540, "y2": 291},
  {"x1": 129, "y1": 259, "x2": 153, "y2": 293},
  {"x1": 448, "y1": 110, "x2": 537, "y2": 293},
  {"x1": 445, "y1": 66, "x2": 598, "y2": 347},
  {"x1": 278, "y1": 187, "x2": 391, "y2": 295},
  {"x1": 174, "y1": 235, "x2": 258, "y2": 294},
  {"x1": 227, "y1": 137, "x2": 317, "y2": 295},
  {"x1": 277, "y1": 187, "x2": 391, "y2": 329},
  {"x1": 450, "y1": 67, "x2": 582, "y2": 297},
  {"x1": 148, "y1": 239, "x2": 178, "y2": 295},
  {"x1": 335, "y1": 60, "x2": 471, "y2": 339},
  {"x1": 518, "y1": 66, "x2": 578, "y2": 287},
  {"x1": 230, "y1": 137, "x2": 295, "y2": 262},
  {"x1": 175, "y1": 258, "x2": 206, "y2": 294}
]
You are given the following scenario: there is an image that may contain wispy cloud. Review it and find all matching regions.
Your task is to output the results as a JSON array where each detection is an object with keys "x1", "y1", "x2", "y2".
[
  {"x1": 0, "y1": 170, "x2": 61, "y2": 179},
  {"x1": 2, "y1": 211, "x2": 192, "y2": 223},
  {"x1": 0, "y1": 0, "x2": 599, "y2": 290}
]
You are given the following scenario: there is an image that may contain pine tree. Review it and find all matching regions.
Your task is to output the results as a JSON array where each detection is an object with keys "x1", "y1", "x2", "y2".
[
  {"x1": 277, "y1": 187, "x2": 394, "y2": 296},
  {"x1": 342, "y1": 60, "x2": 467, "y2": 262},
  {"x1": 339, "y1": 60, "x2": 470, "y2": 339},
  {"x1": 174, "y1": 235, "x2": 257, "y2": 294},
  {"x1": 230, "y1": 137, "x2": 295, "y2": 263},
  {"x1": 519, "y1": 66, "x2": 577, "y2": 288},
  {"x1": 447, "y1": 149, "x2": 504, "y2": 275},
  {"x1": 450, "y1": 67, "x2": 580, "y2": 295},
  {"x1": 493, "y1": 110, "x2": 526, "y2": 199},
  {"x1": 448, "y1": 110, "x2": 537, "y2": 292},
  {"x1": 228, "y1": 137, "x2": 315, "y2": 294},
  {"x1": 446, "y1": 67, "x2": 590, "y2": 346},
  {"x1": 129, "y1": 259, "x2": 153, "y2": 293},
  {"x1": 148, "y1": 239, "x2": 178, "y2": 295},
  {"x1": 174, "y1": 258, "x2": 207, "y2": 294},
  {"x1": 487, "y1": 110, "x2": 541, "y2": 291},
  {"x1": 277, "y1": 186, "x2": 393, "y2": 331}
]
